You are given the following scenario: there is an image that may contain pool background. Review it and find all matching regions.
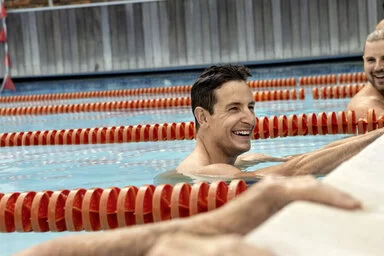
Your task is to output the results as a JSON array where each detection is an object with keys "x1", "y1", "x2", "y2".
[
  {"x1": 4, "y1": 0, "x2": 377, "y2": 77},
  {"x1": 0, "y1": 61, "x2": 363, "y2": 255}
]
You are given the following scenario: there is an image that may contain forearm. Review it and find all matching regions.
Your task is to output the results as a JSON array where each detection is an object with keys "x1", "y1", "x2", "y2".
[
  {"x1": 257, "y1": 128, "x2": 384, "y2": 176},
  {"x1": 15, "y1": 183, "x2": 275, "y2": 256},
  {"x1": 15, "y1": 218, "x2": 222, "y2": 256},
  {"x1": 234, "y1": 153, "x2": 286, "y2": 169}
]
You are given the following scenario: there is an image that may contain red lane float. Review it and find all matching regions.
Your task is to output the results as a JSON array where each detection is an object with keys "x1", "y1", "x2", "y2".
[
  {"x1": 65, "y1": 188, "x2": 86, "y2": 231},
  {"x1": 252, "y1": 89, "x2": 304, "y2": 101},
  {"x1": 0, "y1": 180, "x2": 247, "y2": 232},
  {"x1": 0, "y1": 78, "x2": 297, "y2": 103},
  {"x1": 338, "y1": 72, "x2": 367, "y2": 84},
  {"x1": 0, "y1": 90, "x2": 304, "y2": 116},
  {"x1": 0, "y1": 122, "x2": 196, "y2": 147},
  {"x1": 1, "y1": 110, "x2": 381, "y2": 147},
  {"x1": 300, "y1": 72, "x2": 367, "y2": 86},
  {"x1": 248, "y1": 78, "x2": 296, "y2": 88},
  {"x1": 312, "y1": 84, "x2": 365, "y2": 99},
  {"x1": 299, "y1": 74, "x2": 337, "y2": 86},
  {"x1": 14, "y1": 191, "x2": 35, "y2": 232},
  {"x1": 31, "y1": 191, "x2": 53, "y2": 232},
  {"x1": 0, "y1": 86, "x2": 192, "y2": 103},
  {"x1": 252, "y1": 110, "x2": 365, "y2": 139},
  {"x1": 0, "y1": 97, "x2": 191, "y2": 116}
]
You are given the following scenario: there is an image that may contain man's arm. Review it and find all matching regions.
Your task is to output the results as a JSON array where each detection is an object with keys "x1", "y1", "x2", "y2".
[
  {"x1": 147, "y1": 233, "x2": 272, "y2": 256},
  {"x1": 15, "y1": 176, "x2": 360, "y2": 256},
  {"x1": 255, "y1": 128, "x2": 384, "y2": 176},
  {"x1": 234, "y1": 153, "x2": 287, "y2": 169}
]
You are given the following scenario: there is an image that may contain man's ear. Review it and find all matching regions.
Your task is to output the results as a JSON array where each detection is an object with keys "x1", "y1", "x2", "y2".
[{"x1": 194, "y1": 106, "x2": 209, "y2": 128}]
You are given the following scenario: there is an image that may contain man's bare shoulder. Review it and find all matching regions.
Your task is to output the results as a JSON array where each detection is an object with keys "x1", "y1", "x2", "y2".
[
  {"x1": 347, "y1": 85, "x2": 384, "y2": 119},
  {"x1": 347, "y1": 93, "x2": 379, "y2": 110}
]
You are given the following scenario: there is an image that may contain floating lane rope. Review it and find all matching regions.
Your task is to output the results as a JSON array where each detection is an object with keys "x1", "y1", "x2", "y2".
[
  {"x1": 248, "y1": 77, "x2": 296, "y2": 88},
  {"x1": 0, "y1": 110, "x2": 382, "y2": 147},
  {"x1": 312, "y1": 84, "x2": 365, "y2": 99},
  {"x1": 0, "y1": 85, "x2": 191, "y2": 103},
  {"x1": 0, "y1": 78, "x2": 296, "y2": 103},
  {"x1": 299, "y1": 72, "x2": 367, "y2": 86},
  {"x1": 0, "y1": 72, "x2": 365, "y2": 100},
  {"x1": 0, "y1": 180, "x2": 248, "y2": 232},
  {"x1": 0, "y1": 89, "x2": 304, "y2": 116}
]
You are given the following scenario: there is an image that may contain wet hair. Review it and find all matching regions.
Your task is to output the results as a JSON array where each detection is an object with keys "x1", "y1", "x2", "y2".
[
  {"x1": 364, "y1": 29, "x2": 384, "y2": 53},
  {"x1": 367, "y1": 29, "x2": 384, "y2": 42},
  {"x1": 191, "y1": 64, "x2": 252, "y2": 131}
]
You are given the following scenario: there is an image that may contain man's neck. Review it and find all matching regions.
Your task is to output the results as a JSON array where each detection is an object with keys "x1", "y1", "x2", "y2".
[
  {"x1": 367, "y1": 82, "x2": 384, "y2": 98},
  {"x1": 195, "y1": 135, "x2": 237, "y2": 166}
]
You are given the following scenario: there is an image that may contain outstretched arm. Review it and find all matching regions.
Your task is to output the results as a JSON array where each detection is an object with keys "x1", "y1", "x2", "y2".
[
  {"x1": 15, "y1": 176, "x2": 360, "y2": 256},
  {"x1": 255, "y1": 128, "x2": 384, "y2": 176}
]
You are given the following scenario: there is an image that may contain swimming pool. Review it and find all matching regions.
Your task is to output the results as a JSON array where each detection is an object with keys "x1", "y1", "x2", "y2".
[{"x1": 0, "y1": 61, "x2": 365, "y2": 255}]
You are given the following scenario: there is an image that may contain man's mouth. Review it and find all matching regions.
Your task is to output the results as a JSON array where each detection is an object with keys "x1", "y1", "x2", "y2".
[
  {"x1": 374, "y1": 74, "x2": 384, "y2": 79},
  {"x1": 232, "y1": 130, "x2": 251, "y2": 136}
]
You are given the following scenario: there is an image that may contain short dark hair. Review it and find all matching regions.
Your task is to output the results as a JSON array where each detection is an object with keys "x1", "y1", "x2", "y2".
[{"x1": 191, "y1": 64, "x2": 252, "y2": 131}]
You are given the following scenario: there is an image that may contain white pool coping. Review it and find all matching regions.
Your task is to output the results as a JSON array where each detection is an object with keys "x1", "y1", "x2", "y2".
[{"x1": 246, "y1": 134, "x2": 384, "y2": 256}]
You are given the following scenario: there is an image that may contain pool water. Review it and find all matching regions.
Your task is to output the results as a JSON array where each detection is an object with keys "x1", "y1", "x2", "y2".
[{"x1": 0, "y1": 61, "x2": 362, "y2": 255}]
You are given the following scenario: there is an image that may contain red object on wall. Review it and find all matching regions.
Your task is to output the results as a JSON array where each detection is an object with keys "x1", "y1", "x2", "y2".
[
  {"x1": 0, "y1": 28, "x2": 6, "y2": 43},
  {"x1": 3, "y1": 76, "x2": 16, "y2": 91},
  {"x1": 4, "y1": 53, "x2": 10, "y2": 67},
  {"x1": 0, "y1": 5, "x2": 6, "y2": 19}
]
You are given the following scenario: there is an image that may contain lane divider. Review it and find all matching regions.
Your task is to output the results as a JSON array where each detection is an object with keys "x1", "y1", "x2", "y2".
[
  {"x1": 0, "y1": 122, "x2": 196, "y2": 147},
  {"x1": 338, "y1": 72, "x2": 367, "y2": 84},
  {"x1": 0, "y1": 86, "x2": 191, "y2": 103},
  {"x1": 0, "y1": 72, "x2": 367, "y2": 102},
  {"x1": 299, "y1": 72, "x2": 367, "y2": 86},
  {"x1": 0, "y1": 90, "x2": 304, "y2": 116},
  {"x1": 299, "y1": 74, "x2": 338, "y2": 86},
  {"x1": 0, "y1": 180, "x2": 247, "y2": 232},
  {"x1": 0, "y1": 110, "x2": 382, "y2": 147},
  {"x1": 312, "y1": 84, "x2": 365, "y2": 99},
  {"x1": 0, "y1": 78, "x2": 296, "y2": 103},
  {"x1": 248, "y1": 78, "x2": 296, "y2": 88}
]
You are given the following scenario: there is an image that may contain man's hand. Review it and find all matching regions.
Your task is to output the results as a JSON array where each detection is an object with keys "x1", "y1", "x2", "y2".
[
  {"x1": 209, "y1": 175, "x2": 361, "y2": 235},
  {"x1": 261, "y1": 175, "x2": 361, "y2": 209}
]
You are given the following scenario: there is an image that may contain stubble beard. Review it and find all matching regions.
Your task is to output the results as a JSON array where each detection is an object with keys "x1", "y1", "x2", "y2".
[{"x1": 369, "y1": 75, "x2": 384, "y2": 96}]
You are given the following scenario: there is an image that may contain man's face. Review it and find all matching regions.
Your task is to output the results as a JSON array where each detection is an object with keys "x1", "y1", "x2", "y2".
[
  {"x1": 364, "y1": 40, "x2": 384, "y2": 93},
  {"x1": 207, "y1": 80, "x2": 256, "y2": 157}
]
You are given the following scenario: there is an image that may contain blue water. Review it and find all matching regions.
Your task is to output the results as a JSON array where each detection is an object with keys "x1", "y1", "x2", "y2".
[{"x1": 0, "y1": 61, "x2": 362, "y2": 255}]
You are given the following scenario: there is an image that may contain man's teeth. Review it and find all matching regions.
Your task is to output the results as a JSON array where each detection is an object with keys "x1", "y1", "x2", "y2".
[
  {"x1": 375, "y1": 74, "x2": 384, "y2": 78},
  {"x1": 233, "y1": 131, "x2": 250, "y2": 136}
]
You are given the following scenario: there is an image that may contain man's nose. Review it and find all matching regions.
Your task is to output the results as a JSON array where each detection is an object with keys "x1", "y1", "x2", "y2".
[
  {"x1": 374, "y1": 60, "x2": 384, "y2": 71},
  {"x1": 242, "y1": 109, "x2": 256, "y2": 125}
]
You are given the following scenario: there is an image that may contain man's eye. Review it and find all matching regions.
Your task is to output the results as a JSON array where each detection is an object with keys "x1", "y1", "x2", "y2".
[
  {"x1": 249, "y1": 106, "x2": 255, "y2": 111},
  {"x1": 367, "y1": 58, "x2": 376, "y2": 63},
  {"x1": 229, "y1": 107, "x2": 238, "y2": 111}
]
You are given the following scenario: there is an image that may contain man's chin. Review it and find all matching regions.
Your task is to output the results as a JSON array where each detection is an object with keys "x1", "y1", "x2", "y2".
[
  {"x1": 372, "y1": 81, "x2": 384, "y2": 94},
  {"x1": 234, "y1": 144, "x2": 251, "y2": 155}
]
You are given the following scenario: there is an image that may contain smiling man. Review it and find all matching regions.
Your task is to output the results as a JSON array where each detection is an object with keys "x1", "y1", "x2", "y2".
[
  {"x1": 176, "y1": 64, "x2": 384, "y2": 179},
  {"x1": 178, "y1": 65, "x2": 266, "y2": 175},
  {"x1": 347, "y1": 30, "x2": 384, "y2": 119}
]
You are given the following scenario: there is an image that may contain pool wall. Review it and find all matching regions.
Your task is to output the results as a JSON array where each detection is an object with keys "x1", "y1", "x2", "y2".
[{"x1": 3, "y1": 0, "x2": 381, "y2": 78}]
